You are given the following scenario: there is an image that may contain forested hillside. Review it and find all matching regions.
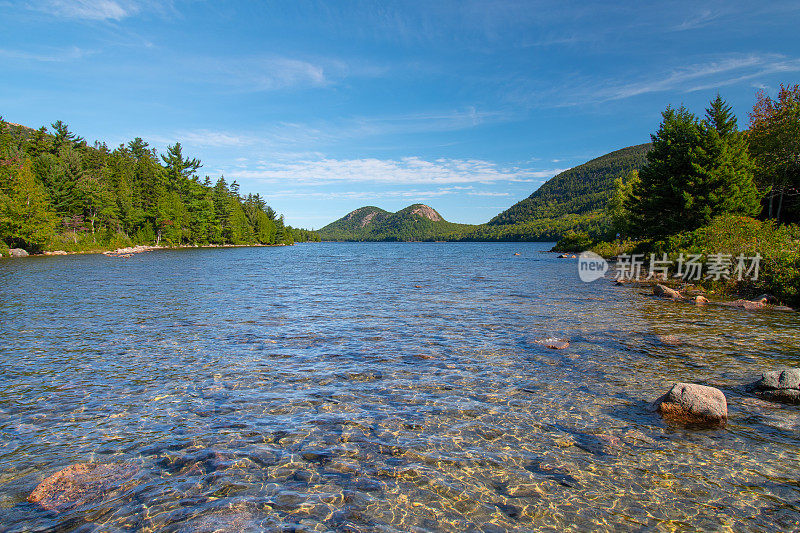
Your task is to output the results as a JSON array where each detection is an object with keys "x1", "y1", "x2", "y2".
[
  {"x1": 0, "y1": 118, "x2": 318, "y2": 254},
  {"x1": 490, "y1": 143, "x2": 651, "y2": 225}
]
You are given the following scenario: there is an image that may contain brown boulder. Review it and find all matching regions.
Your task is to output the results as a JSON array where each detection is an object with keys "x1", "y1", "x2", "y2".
[
  {"x1": 692, "y1": 295, "x2": 709, "y2": 305},
  {"x1": 653, "y1": 284, "x2": 683, "y2": 300},
  {"x1": 28, "y1": 462, "x2": 138, "y2": 512},
  {"x1": 654, "y1": 382, "x2": 727, "y2": 428}
]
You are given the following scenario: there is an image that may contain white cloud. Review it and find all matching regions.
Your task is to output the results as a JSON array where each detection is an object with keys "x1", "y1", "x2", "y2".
[
  {"x1": 466, "y1": 190, "x2": 511, "y2": 197},
  {"x1": 233, "y1": 157, "x2": 564, "y2": 186}
]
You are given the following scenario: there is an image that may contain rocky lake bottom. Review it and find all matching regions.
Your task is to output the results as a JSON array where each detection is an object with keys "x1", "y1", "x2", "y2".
[{"x1": 1, "y1": 242, "x2": 798, "y2": 531}]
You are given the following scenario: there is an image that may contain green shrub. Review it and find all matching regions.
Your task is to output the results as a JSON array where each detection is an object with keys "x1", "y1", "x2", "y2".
[
  {"x1": 668, "y1": 215, "x2": 800, "y2": 304},
  {"x1": 0, "y1": 241, "x2": 8, "y2": 258},
  {"x1": 47, "y1": 231, "x2": 133, "y2": 253},
  {"x1": 551, "y1": 231, "x2": 593, "y2": 252},
  {"x1": 591, "y1": 239, "x2": 640, "y2": 259}
]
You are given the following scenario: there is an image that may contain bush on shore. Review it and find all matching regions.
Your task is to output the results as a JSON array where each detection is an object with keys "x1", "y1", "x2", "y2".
[
  {"x1": 590, "y1": 215, "x2": 800, "y2": 305},
  {"x1": 46, "y1": 231, "x2": 134, "y2": 253},
  {"x1": 665, "y1": 215, "x2": 800, "y2": 304},
  {"x1": 551, "y1": 231, "x2": 593, "y2": 252}
]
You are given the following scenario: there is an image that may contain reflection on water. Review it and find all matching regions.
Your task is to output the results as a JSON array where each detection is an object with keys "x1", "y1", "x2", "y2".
[{"x1": 0, "y1": 243, "x2": 798, "y2": 531}]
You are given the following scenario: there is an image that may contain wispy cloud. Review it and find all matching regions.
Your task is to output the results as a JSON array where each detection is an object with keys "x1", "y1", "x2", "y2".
[
  {"x1": 234, "y1": 157, "x2": 564, "y2": 186},
  {"x1": 147, "y1": 106, "x2": 509, "y2": 157},
  {"x1": 36, "y1": 0, "x2": 131, "y2": 20},
  {"x1": 521, "y1": 53, "x2": 800, "y2": 107},
  {"x1": 600, "y1": 54, "x2": 800, "y2": 100},
  {"x1": 267, "y1": 188, "x2": 458, "y2": 201},
  {"x1": 672, "y1": 9, "x2": 723, "y2": 31},
  {"x1": 30, "y1": 0, "x2": 177, "y2": 21},
  {"x1": 0, "y1": 45, "x2": 92, "y2": 62},
  {"x1": 208, "y1": 56, "x2": 328, "y2": 92}
]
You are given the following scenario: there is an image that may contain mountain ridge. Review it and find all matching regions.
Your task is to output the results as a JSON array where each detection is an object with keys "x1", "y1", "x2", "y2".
[
  {"x1": 318, "y1": 142, "x2": 653, "y2": 241},
  {"x1": 318, "y1": 203, "x2": 470, "y2": 241}
]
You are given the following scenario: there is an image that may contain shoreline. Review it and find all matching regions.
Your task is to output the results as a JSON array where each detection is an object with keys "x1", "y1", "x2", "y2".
[{"x1": 2, "y1": 242, "x2": 292, "y2": 259}]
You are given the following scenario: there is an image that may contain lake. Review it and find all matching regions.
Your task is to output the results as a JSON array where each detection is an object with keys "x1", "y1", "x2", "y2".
[{"x1": 1, "y1": 242, "x2": 799, "y2": 531}]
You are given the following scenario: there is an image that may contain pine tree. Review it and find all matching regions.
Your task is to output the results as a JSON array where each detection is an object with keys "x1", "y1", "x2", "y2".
[
  {"x1": 705, "y1": 94, "x2": 738, "y2": 137},
  {"x1": 696, "y1": 97, "x2": 760, "y2": 221},
  {"x1": 161, "y1": 143, "x2": 201, "y2": 191},
  {"x1": 50, "y1": 121, "x2": 85, "y2": 153},
  {"x1": 629, "y1": 106, "x2": 703, "y2": 237}
]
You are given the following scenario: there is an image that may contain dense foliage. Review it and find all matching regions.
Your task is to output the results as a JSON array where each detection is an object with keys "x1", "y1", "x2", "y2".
[
  {"x1": 748, "y1": 84, "x2": 800, "y2": 223},
  {"x1": 0, "y1": 118, "x2": 318, "y2": 253}
]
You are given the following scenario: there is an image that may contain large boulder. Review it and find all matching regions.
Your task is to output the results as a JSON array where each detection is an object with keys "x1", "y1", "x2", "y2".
[
  {"x1": 9, "y1": 248, "x2": 28, "y2": 257},
  {"x1": 749, "y1": 369, "x2": 800, "y2": 404},
  {"x1": 654, "y1": 382, "x2": 728, "y2": 428},
  {"x1": 653, "y1": 284, "x2": 684, "y2": 300},
  {"x1": 28, "y1": 462, "x2": 138, "y2": 512}
]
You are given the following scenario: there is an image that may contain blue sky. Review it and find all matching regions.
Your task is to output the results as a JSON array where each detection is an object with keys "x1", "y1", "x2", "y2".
[{"x1": 2, "y1": 1, "x2": 799, "y2": 228}]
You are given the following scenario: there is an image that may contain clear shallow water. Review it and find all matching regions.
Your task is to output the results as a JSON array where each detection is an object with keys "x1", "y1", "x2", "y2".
[{"x1": 0, "y1": 242, "x2": 798, "y2": 532}]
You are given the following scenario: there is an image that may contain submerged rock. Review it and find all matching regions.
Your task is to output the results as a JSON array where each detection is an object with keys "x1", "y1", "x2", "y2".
[
  {"x1": 755, "y1": 294, "x2": 779, "y2": 305},
  {"x1": 722, "y1": 299, "x2": 766, "y2": 310},
  {"x1": 28, "y1": 462, "x2": 139, "y2": 512},
  {"x1": 657, "y1": 334, "x2": 682, "y2": 346},
  {"x1": 653, "y1": 284, "x2": 683, "y2": 300},
  {"x1": 654, "y1": 382, "x2": 727, "y2": 428},
  {"x1": 9, "y1": 248, "x2": 28, "y2": 257},
  {"x1": 692, "y1": 295, "x2": 709, "y2": 305},
  {"x1": 535, "y1": 338, "x2": 570, "y2": 350},
  {"x1": 573, "y1": 433, "x2": 622, "y2": 456},
  {"x1": 749, "y1": 369, "x2": 800, "y2": 404}
]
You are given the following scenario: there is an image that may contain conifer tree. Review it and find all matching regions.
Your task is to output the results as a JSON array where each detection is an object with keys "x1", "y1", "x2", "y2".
[{"x1": 628, "y1": 98, "x2": 761, "y2": 238}]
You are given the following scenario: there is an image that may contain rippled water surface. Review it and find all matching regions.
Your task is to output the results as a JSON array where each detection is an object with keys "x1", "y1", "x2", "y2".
[{"x1": 1, "y1": 242, "x2": 799, "y2": 532}]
